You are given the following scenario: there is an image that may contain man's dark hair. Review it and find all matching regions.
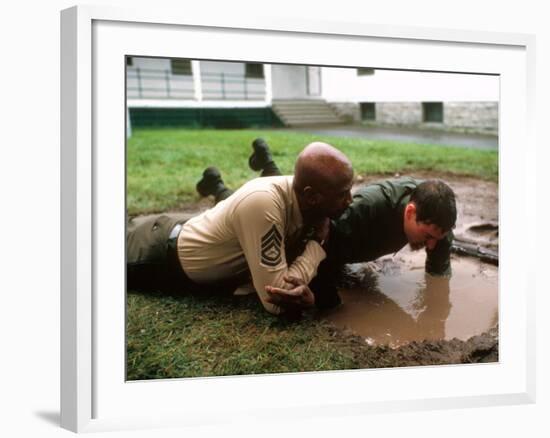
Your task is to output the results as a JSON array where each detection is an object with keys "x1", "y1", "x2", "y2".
[{"x1": 410, "y1": 179, "x2": 457, "y2": 232}]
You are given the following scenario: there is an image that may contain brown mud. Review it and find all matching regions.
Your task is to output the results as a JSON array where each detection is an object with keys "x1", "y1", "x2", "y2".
[
  {"x1": 324, "y1": 250, "x2": 498, "y2": 348},
  {"x1": 324, "y1": 172, "x2": 499, "y2": 366}
]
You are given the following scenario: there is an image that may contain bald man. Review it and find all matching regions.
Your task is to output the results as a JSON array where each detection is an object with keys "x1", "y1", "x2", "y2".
[
  {"x1": 127, "y1": 140, "x2": 354, "y2": 315},
  {"x1": 196, "y1": 139, "x2": 456, "y2": 314}
]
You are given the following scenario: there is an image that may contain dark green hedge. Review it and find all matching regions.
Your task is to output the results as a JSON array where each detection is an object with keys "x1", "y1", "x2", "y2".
[{"x1": 129, "y1": 107, "x2": 284, "y2": 129}]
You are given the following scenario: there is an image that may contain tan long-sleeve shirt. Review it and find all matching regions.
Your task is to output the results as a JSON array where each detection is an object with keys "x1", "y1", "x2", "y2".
[{"x1": 177, "y1": 176, "x2": 326, "y2": 314}]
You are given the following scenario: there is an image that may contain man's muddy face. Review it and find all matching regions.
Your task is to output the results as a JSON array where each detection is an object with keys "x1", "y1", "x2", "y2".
[{"x1": 404, "y1": 204, "x2": 447, "y2": 251}]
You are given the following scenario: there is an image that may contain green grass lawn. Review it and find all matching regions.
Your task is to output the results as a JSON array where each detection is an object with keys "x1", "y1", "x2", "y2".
[
  {"x1": 126, "y1": 127, "x2": 498, "y2": 380},
  {"x1": 127, "y1": 128, "x2": 498, "y2": 215},
  {"x1": 127, "y1": 292, "x2": 372, "y2": 379}
]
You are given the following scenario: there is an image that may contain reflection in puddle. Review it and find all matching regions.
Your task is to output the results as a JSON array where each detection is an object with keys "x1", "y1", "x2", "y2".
[{"x1": 323, "y1": 248, "x2": 498, "y2": 348}]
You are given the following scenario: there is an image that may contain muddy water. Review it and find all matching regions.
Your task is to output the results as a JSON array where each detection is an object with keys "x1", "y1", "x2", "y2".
[{"x1": 324, "y1": 248, "x2": 498, "y2": 348}]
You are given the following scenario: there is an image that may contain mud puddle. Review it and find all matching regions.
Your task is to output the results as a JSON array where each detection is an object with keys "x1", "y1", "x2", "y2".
[{"x1": 323, "y1": 248, "x2": 498, "y2": 349}]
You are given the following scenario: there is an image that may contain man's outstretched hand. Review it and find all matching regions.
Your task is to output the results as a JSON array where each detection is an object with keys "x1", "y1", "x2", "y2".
[{"x1": 265, "y1": 276, "x2": 315, "y2": 309}]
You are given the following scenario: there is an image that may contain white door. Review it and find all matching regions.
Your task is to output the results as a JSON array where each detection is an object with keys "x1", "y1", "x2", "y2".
[
  {"x1": 271, "y1": 65, "x2": 321, "y2": 99},
  {"x1": 306, "y1": 66, "x2": 322, "y2": 97}
]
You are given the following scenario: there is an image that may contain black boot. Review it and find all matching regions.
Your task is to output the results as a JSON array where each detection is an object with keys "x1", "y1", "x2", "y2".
[
  {"x1": 196, "y1": 167, "x2": 234, "y2": 202},
  {"x1": 196, "y1": 167, "x2": 223, "y2": 197},
  {"x1": 213, "y1": 186, "x2": 233, "y2": 204},
  {"x1": 249, "y1": 138, "x2": 273, "y2": 171},
  {"x1": 248, "y1": 138, "x2": 281, "y2": 176}
]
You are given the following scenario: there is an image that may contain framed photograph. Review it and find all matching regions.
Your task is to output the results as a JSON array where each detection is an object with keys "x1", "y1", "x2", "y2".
[{"x1": 61, "y1": 5, "x2": 536, "y2": 433}]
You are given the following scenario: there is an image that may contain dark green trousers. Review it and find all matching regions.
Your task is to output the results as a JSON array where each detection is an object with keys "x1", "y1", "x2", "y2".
[
  {"x1": 127, "y1": 164, "x2": 283, "y2": 295},
  {"x1": 127, "y1": 213, "x2": 193, "y2": 293},
  {"x1": 127, "y1": 212, "x2": 248, "y2": 295}
]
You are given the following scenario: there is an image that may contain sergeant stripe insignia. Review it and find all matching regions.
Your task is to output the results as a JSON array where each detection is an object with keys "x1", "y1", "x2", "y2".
[{"x1": 260, "y1": 225, "x2": 283, "y2": 267}]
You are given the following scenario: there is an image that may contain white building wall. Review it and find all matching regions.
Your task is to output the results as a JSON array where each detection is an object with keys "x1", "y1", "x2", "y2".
[
  {"x1": 200, "y1": 61, "x2": 265, "y2": 101},
  {"x1": 129, "y1": 57, "x2": 172, "y2": 70},
  {"x1": 321, "y1": 68, "x2": 499, "y2": 102},
  {"x1": 271, "y1": 65, "x2": 308, "y2": 99},
  {"x1": 323, "y1": 67, "x2": 499, "y2": 132},
  {"x1": 127, "y1": 57, "x2": 194, "y2": 99},
  {"x1": 376, "y1": 103, "x2": 423, "y2": 125},
  {"x1": 200, "y1": 61, "x2": 243, "y2": 101},
  {"x1": 126, "y1": 60, "x2": 498, "y2": 132},
  {"x1": 444, "y1": 102, "x2": 499, "y2": 131},
  {"x1": 127, "y1": 58, "x2": 266, "y2": 102},
  {"x1": 200, "y1": 61, "x2": 244, "y2": 75}
]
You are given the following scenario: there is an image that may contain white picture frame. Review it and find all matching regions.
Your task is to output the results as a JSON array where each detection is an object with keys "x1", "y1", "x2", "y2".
[{"x1": 60, "y1": 5, "x2": 536, "y2": 433}]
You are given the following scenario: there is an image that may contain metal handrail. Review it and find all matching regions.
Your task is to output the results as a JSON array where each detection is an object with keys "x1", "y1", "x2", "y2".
[{"x1": 127, "y1": 67, "x2": 266, "y2": 100}]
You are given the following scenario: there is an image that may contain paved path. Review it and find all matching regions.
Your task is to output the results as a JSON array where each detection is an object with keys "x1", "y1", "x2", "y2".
[{"x1": 284, "y1": 125, "x2": 498, "y2": 150}]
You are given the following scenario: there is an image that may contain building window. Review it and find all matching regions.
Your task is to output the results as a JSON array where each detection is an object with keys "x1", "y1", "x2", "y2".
[
  {"x1": 245, "y1": 63, "x2": 264, "y2": 79},
  {"x1": 126, "y1": 56, "x2": 133, "y2": 67},
  {"x1": 360, "y1": 102, "x2": 376, "y2": 121},
  {"x1": 171, "y1": 59, "x2": 192, "y2": 75},
  {"x1": 357, "y1": 68, "x2": 375, "y2": 76},
  {"x1": 422, "y1": 102, "x2": 444, "y2": 123}
]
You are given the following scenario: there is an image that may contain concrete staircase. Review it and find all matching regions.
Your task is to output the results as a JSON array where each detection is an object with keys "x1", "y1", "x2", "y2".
[{"x1": 272, "y1": 99, "x2": 344, "y2": 126}]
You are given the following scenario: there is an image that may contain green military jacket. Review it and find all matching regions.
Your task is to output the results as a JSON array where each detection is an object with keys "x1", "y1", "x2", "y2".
[{"x1": 312, "y1": 177, "x2": 452, "y2": 308}]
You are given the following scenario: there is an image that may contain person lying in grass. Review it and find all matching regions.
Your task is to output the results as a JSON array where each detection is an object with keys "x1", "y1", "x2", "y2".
[
  {"x1": 127, "y1": 141, "x2": 354, "y2": 316},
  {"x1": 195, "y1": 139, "x2": 457, "y2": 312}
]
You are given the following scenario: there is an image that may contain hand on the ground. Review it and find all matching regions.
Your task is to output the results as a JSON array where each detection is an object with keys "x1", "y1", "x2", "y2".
[{"x1": 265, "y1": 276, "x2": 315, "y2": 308}]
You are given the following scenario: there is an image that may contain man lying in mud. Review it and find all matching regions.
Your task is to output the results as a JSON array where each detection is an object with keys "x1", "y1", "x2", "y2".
[
  {"x1": 127, "y1": 141, "x2": 354, "y2": 316},
  {"x1": 306, "y1": 176, "x2": 456, "y2": 309},
  {"x1": 194, "y1": 139, "x2": 457, "y2": 312}
]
